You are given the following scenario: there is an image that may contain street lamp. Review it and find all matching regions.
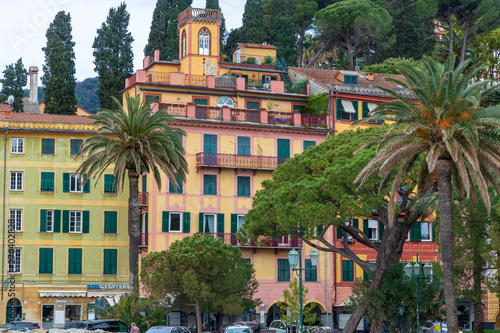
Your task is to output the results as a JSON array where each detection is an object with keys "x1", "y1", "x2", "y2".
[
  {"x1": 287, "y1": 241, "x2": 319, "y2": 333},
  {"x1": 404, "y1": 258, "x2": 432, "y2": 333}
]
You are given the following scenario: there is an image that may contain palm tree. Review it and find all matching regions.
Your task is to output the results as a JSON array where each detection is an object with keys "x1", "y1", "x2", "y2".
[
  {"x1": 354, "y1": 55, "x2": 500, "y2": 333},
  {"x1": 77, "y1": 93, "x2": 188, "y2": 293}
]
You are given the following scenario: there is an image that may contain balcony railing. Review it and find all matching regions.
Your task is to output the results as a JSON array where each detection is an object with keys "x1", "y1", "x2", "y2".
[
  {"x1": 159, "y1": 103, "x2": 187, "y2": 117},
  {"x1": 179, "y1": 8, "x2": 221, "y2": 24},
  {"x1": 198, "y1": 233, "x2": 300, "y2": 249},
  {"x1": 230, "y1": 108, "x2": 260, "y2": 123},
  {"x1": 268, "y1": 111, "x2": 293, "y2": 126},
  {"x1": 139, "y1": 192, "x2": 149, "y2": 206},
  {"x1": 196, "y1": 152, "x2": 278, "y2": 170},
  {"x1": 184, "y1": 74, "x2": 208, "y2": 87},
  {"x1": 301, "y1": 114, "x2": 327, "y2": 127},
  {"x1": 195, "y1": 106, "x2": 222, "y2": 120},
  {"x1": 139, "y1": 233, "x2": 148, "y2": 247},
  {"x1": 148, "y1": 72, "x2": 170, "y2": 84},
  {"x1": 215, "y1": 77, "x2": 237, "y2": 89}
]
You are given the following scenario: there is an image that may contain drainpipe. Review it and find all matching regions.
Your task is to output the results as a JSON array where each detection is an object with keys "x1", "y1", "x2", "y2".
[
  {"x1": 325, "y1": 251, "x2": 329, "y2": 330},
  {"x1": 333, "y1": 251, "x2": 337, "y2": 331},
  {"x1": 2, "y1": 131, "x2": 8, "y2": 301}
]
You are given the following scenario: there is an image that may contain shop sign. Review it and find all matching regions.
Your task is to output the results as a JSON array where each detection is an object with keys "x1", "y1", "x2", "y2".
[{"x1": 87, "y1": 284, "x2": 129, "y2": 290}]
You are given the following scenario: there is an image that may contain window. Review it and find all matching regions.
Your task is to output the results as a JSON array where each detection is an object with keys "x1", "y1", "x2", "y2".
[
  {"x1": 63, "y1": 173, "x2": 89, "y2": 193},
  {"x1": 410, "y1": 221, "x2": 431, "y2": 241},
  {"x1": 70, "y1": 174, "x2": 82, "y2": 193},
  {"x1": 41, "y1": 172, "x2": 55, "y2": 192},
  {"x1": 163, "y1": 212, "x2": 182, "y2": 232},
  {"x1": 293, "y1": 105, "x2": 306, "y2": 112},
  {"x1": 182, "y1": 30, "x2": 186, "y2": 57},
  {"x1": 236, "y1": 48, "x2": 241, "y2": 63},
  {"x1": 39, "y1": 248, "x2": 53, "y2": 274},
  {"x1": 9, "y1": 209, "x2": 22, "y2": 232},
  {"x1": 201, "y1": 213, "x2": 217, "y2": 233},
  {"x1": 421, "y1": 222, "x2": 432, "y2": 241},
  {"x1": 203, "y1": 134, "x2": 217, "y2": 165},
  {"x1": 68, "y1": 248, "x2": 82, "y2": 274},
  {"x1": 231, "y1": 214, "x2": 245, "y2": 233},
  {"x1": 216, "y1": 96, "x2": 235, "y2": 107},
  {"x1": 40, "y1": 209, "x2": 60, "y2": 233},
  {"x1": 344, "y1": 75, "x2": 358, "y2": 85},
  {"x1": 169, "y1": 174, "x2": 183, "y2": 194},
  {"x1": 277, "y1": 139, "x2": 290, "y2": 165},
  {"x1": 278, "y1": 259, "x2": 290, "y2": 281},
  {"x1": 70, "y1": 139, "x2": 83, "y2": 156},
  {"x1": 11, "y1": 138, "x2": 24, "y2": 154},
  {"x1": 70, "y1": 211, "x2": 83, "y2": 233},
  {"x1": 246, "y1": 101, "x2": 260, "y2": 110},
  {"x1": 237, "y1": 137, "x2": 250, "y2": 156},
  {"x1": 305, "y1": 259, "x2": 317, "y2": 282},
  {"x1": 104, "y1": 211, "x2": 117, "y2": 234},
  {"x1": 104, "y1": 174, "x2": 116, "y2": 194},
  {"x1": 204, "y1": 174, "x2": 217, "y2": 195},
  {"x1": 336, "y1": 100, "x2": 358, "y2": 121},
  {"x1": 342, "y1": 260, "x2": 354, "y2": 281},
  {"x1": 41, "y1": 138, "x2": 55, "y2": 155},
  {"x1": 198, "y1": 28, "x2": 210, "y2": 55},
  {"x1": 10, "y1": 171, "x2": 23, "y2": 191},
  {"x1": 367, "y1": 219, "x2": 378, "y2": 240},
  {"x1": 303, "y1": 141, "x2": 316, "y2": 151},
  {"x1": 8, "y1": 248, "x2": 21, "y2": 273},
  {"x1": 237, "y1": 176, "x2": 251, "y2": 197},
  {"x1": 194, "y1": 98, "x2": 208, "y2": 106},
  {"x1": 103, "y1": 249, "x2": 117, "y2": 275}
]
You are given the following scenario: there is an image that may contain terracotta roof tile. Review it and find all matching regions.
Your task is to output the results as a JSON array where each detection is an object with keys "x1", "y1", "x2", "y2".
[
  {"x1": 0, "y1": 104, "x2": 10, "y2": 112},
  {"x1": 289, "y1": 67, "x2": 339, "y2": 89},
  {"x1": 237, "y1": 43, "x2": 278, "y2": 50},
  {"x1": 4, "y1": 112, "x2": 95, "y2": 125}
]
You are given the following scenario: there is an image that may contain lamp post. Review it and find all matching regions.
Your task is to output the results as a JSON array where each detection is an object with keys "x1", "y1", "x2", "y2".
[
  {"x1": 287, "y1": 241, "x2": 319, "y2": 333},
  {"x1": 404, "y1": 256, "x2": 432, "y2": 333}
]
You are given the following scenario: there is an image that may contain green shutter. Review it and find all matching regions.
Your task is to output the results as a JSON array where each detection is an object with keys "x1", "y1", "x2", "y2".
[
  {"x1": 62, "y1": 211, "x2": 69, "y2": 233},
  {"x1": 104, "y1": 211, "x2": 117, "y2": 234},
  {"x1": 142, "y1": 174, "x2": 147, "y2": 192},
  {"x1": 337, "y1": 225, "x2": 343, "y2": 239},
  {"x1": 40, "y1": 210, "x2": 47, "y2": 232},
  {"x1": 363, "y1": 219, "x2": 369, "y2": 237},
  {"x1": 41, "y1": 172, "x2": 54, "y2": 192},
  {"x1": 343, "y1": 260, "x2": 353, "y2": 282},
  {"x1": 104, "y1": 174, "x2": 115, "y2": 193},
  {"x1": 353, "y1": 218, "x2": 359, "y2": 229},
  {"x1": 162, "y1": 211, "x2": 170, "y2": 232},
  {"x1": 352, "y1": 101, "x2": 359, "y2": 121},
  {"x1": 277, "y1": 139, "x2": 290, "y2": 165},
  {"x1": 83, "y1": 174, "x2": 90, "y2": 193},
  {"x1": 145, "y1": 213, "x2": 149, "y2": 233},
  {"x1": 54, "y1": 210, "x2": 61, "y2": 232},
  {"x1": 217, "y1": 214, "x2": 224, "y2": 233},
  {"x1": 199, "y1": 213, "x2": 204, "y2": 232},
  {"x1": 104, "y1": 249, "x2": 117, "y2": 275},
  {"x1": 362, "y1": 102, "x2": 369, "y2": 118},
  {"x1": 246, "y1": 101, "x2": 260, "y2": 110},
  {"x1": 336, "y1": 100, "x2": 342, "y2": 120},
  {"x1": 194, "y1": 98, "x2": 208, "y2": 106},
  {"x1": 432, "y1": 221, "x2": 436, "y2": 242},
  {"x1": 410, "y1": 221, "x2": 422, "y2": 241},
  {"x1": 303, "y1": 141, "x2": 316, "y2": 151},
  {"x1": 316, "y1": 224, "x2": 324, "y2": 235},
  {"x1": 379, "y1": 222, "x2": 385, "y2": 240},
  {"x1": 39, "y1": 248, "x2": 53, "y2": 274},
  {"x1": 231, "y1": 214, "x2": 238, "y2": 233},
  {"x1": 63, "y1": 173, "x2": 70, "y2": 193},
  {"x1": 42, "y1": 138, "x2": 55, "y2": 155},
  {"x1": 183, "y1": 212, "x2": 190, "y2": 233},
  {"x1": 237, "y1": 137, "x2": 250, "y2": 156},
  {"x1": 305, "y1": 259, "x2": 317, "y2": 282},
  {"x1": 82, "y1": 211, "x2": 90, "y2": 233},
  {"x1": 71, "y1": 139, "x2": 83, "y2": 155},
  {"x1": 69, "y1": 249, "x2": 82, "y2": 274}
]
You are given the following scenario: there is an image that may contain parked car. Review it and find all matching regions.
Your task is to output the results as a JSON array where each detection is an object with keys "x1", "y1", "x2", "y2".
[
  {"x1": 233, "y1": 322, "x2": 255, "y2": 329},
  {"x1": 0, "y1": 321, "x2": 42, "y2": 332},
  {"x1": 62, "y1": 319, "x2": 129, "y2": 332},
  {"x1": 224, "y1": 326, "x2": 253, "y2": 333},
  {"x1": 145, "y1": 326, "x2": 191, "y2": 333},
  {"x1": 268, "y1": 320, "x2": 288, "y2": 333},
  {"x1": 420, "y1": 321, "x2": 447, "y2": 333}
]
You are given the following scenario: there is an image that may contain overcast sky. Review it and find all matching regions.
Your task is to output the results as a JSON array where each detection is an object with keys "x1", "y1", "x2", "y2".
[{"x1": 0, "y1": 0, "x2": 245, "y2": 88}]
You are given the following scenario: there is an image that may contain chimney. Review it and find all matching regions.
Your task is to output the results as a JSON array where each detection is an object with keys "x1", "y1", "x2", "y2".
[
  {"x1": 29, "y1": 66, "x2": 39, "y2": 103},
  {"x1": 366, "y1": 73, "x2": 374, "y2": 81},
  {"x1": 263, "y1": 36, "x2": 271, "y2": 45}
]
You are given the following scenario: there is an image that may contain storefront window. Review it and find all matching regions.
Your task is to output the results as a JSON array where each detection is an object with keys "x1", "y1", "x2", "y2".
[
  {"x1": 42, "y1": 305, "x2": 54, "y2": 329},
  {"x1": 65, "y1": 305, "x2": 82, "y2": 322}
]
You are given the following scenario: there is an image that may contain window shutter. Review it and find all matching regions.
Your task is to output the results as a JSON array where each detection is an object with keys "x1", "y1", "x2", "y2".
[
  {"x1": 410, "y1": 221, "x2": 422, "y2": 241},
  {"x1": 353, "y1": 218, "x2": 359, "y2": 229},
  {"x1": 316, "y1": 224, "x2": 324, "y2": 235},
  {"x1": 47, "y1": 248, "x2": 53, "y2": 273},
  {"x1": 104, "y1": 175, "x2": 115, "y2": 193},
  {"x1": 40, "y1": 210, "x2": 47, "y2": 232},
  {"x1": 111, "y1": 249, "x2": 117, "y2": 274},
  {"x1": 68, "y1": 249, "x2": 75, "y2": 274},
  {"x1": 199, "y1": 213, "x2": 204, "y2": 232},
  {"x1": 54, "y1": 210, "x2": 61, "y2": 232},
  {"x1": 183, "y1": 212, "x2": 191, "y2": 233},
  {"x1": 352, "y1": 101, "x2": 359, "y2": 121},
  {"x1": 432, "y1": 221, "x2": 436, "y2": 241},
  {"x1": 379, "y1": 222, "x2": 385, "y2": 240},
  {"x1": 62, "y1": 211, "x2": 69, "y2": 233},
  {"x1": 337, "y1": 225, "x2": 343, "y2": 239},
  {"x1": 231, "y1": 214, "x2": 238, "y2": 233},
  {"x1": 41, "y1": 173, "x2": 47, "y2": 191},
  {"x1": 217, "y1": 214, "x2": 224, "y2": 233},
  {"x1": 104, "y1": 211, "x2": 117, "y2": 234},
  {"x1": 63, "y1": 173, "x2": 70, "y2": 193},
  {"x1": 145, "y1": 213, "x2": 149, "y2": 233},
  {"x1": 336, "y1": 100, "x2": 342, "y2": 120},
  {"x1": 75, "y1": 249, "x2": 82, "y2": 274},
  {"x1": 162, "y1": 212, "x2": 170, "y2": 232},
  {"x1": 83, "y1": 175, "x2": 90, "y2": 193},
  {"x1": 82, "y1": 211, "x2": 90, "y2": 233},
  {"x1": 363, "y1": 219, "x2": 369, "y2": 237},
  {"x1": 40, "y1": 248, "x2": 53, "y2": 274},
  {"x1": 362, "y1": 102, "x2": 369, "y2": 118}
]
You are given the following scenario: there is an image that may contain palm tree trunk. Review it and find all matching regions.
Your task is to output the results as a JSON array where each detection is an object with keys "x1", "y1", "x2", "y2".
[
  {"x1": 128, "y1": 169, "x2": 140, "y2": 294},
  {"x1": 472, "y1": 244, "x2": 483, "y2": 333},
  {"x1": 436, "y1": 160, "x2": 459, "y2": 333}
]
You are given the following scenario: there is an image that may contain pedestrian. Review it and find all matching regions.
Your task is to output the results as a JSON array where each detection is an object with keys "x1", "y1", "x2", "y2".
[
  {"x1": 210, "y1": 316, "x2": 215, "y2": 331},
  {"x1": 131, "y1": 323, "x2": 140, "y2": 333},
  {"x1": 15, "y1": 314, "x2": 22, "y2": 321},
  {"x1": 252, "y1": 320, "x2": 261, "y2": 333}
]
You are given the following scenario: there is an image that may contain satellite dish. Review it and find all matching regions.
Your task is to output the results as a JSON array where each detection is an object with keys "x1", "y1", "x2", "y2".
[
  {"x1": 206, "y1": 60, "x2": 211, "y2": 67},
  {"x1": 7, "y1": 95, "x2": 14, "y2": 105}
]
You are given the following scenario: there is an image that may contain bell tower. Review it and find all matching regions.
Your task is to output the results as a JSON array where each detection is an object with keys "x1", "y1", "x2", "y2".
[{"x1": 178, "y1": 7, "x2": 222, "y2": 76}]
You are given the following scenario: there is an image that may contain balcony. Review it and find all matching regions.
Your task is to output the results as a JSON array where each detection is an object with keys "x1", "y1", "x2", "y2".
[
  {"x1": 199, "y1": 233, "x2": 300, "y2": 249},
  {"x1": 139, "y1": 192, "x2": 149, "y2": 206},
  {"x1": 195, "y1": 105, "x2": 222, "y2": 120},
  {"x1": 178, "y1": 8, "x2": 221, "y2": 25},
  {"x1": 196, "y1": 152, "x2": 278, "y2": 171},
  {"x1": 139, "y1": 233, "x2": 148, "y2": 247},
  {"x1": 301, "y1": 114, "x2": 328, "y2": 127}
]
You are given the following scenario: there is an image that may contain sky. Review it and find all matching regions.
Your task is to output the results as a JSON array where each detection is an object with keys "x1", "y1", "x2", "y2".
[{"x1": 0, "y1": 0, "x2": 246, "y2": 87}]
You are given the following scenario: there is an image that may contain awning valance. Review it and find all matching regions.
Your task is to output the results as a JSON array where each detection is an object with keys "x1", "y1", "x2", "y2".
[
  {"x1": 342, "y1": 100, "x2": 356, "y2": 114},
  {"x1": 367, "y1": 103, "x2": 377, "y2": 112},
  {"x1": 39, "y1": 291, "x2": 87, "y2": 298}
]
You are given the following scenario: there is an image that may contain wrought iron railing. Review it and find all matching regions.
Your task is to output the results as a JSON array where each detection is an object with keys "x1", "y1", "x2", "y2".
[
  {"x1": 159, "y1": 103, "x2": 187, "y2": 117},
  {"x1": 197, "y1": 233, "x2": 300, "y2": 249},
  {"x1": 246, "y1": 79, "x2": 271, "y2": 92},
  {"x1": 215, "y1": 77, "x2": 236, "y2": 89},
  {"x1": 301, "y1": 114, "x2": 327, "y2": 127},
  {"x1": 139, "y1": 192, "x2": 149, "y2": 206},
  {"x1": 139, "y1": 233, "x2": 148, "y2": 247},
  {"x1": 184, "y1": 74, "x2": 208, "y2": 87},
  {"x1": 195, "y1": 106, "x2": 222, "y2": 120},
  {"x1": 148, "y1": 72, "x2": 170, "y2": 84},
  {"x1": 179, "y1": 8, "x2": 221, "y2": 23},
  {"x1": 268, "y1": 111, "x2": 293, "y2": 126},
  {"x1": 196, "y1": 153, "x2": 278, "y2": 170},
  {"x1": 230, "y1": 109, "x2": 260, "y2": 123}
]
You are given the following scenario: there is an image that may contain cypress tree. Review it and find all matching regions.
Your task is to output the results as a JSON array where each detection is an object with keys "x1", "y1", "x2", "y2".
[
  {"x1": 223, "y1": 28, "x2": 241, "y2": 56},
  {"x1": 205, "y1": 0, "x2": 227, "y2": 44},
  {"x1": 265, "y1": 0, "x2": 297, "y2": 66},
  {"x1": 41, "y1": 11, "x2": 77, "y2": 115},
  {"x1": 0, "y1": 58, "x2": 28, "y2": 112},
  {"x1": 93, "y1": 3, "x2": 134, "y2": 110},
  {"x1": 144, "y1": 0, "x2": 193, "y2": 61},
  {"x1": 238, "y1": 0, "x2": 266, "y2": 44}
]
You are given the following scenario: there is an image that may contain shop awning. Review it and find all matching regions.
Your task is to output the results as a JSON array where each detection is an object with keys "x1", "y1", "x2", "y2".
[
  {"x1": 342, "y1": 100, "x2": 356, "y2": 114},
  {"x1": 39, "y1": 291, "x2": 87, "y2": 298},
  {"x1": 87, "y1": 292, "x2": 126, "y2": 306}
]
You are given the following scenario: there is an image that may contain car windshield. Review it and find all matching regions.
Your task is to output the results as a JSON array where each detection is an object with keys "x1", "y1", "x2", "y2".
[{"x1": 146, "y1": 327, "x2": 173, "y2": 333}]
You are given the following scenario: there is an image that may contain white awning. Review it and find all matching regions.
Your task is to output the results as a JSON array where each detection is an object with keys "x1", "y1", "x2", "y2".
[
  {"x1": 367, "y1": 103, "x2": 377, "y2": 112},
  {"x1": 343, "y1": 100, "x2": 356, "y2": 114},
  {"x1": 87, "y1": 292, "x2": 126, "y2": 306},
  {"x1": 39, "y1": 291, "x2": 87, "y2": 298}
]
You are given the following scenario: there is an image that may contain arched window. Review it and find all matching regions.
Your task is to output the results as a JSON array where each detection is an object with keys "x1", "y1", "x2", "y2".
[
  {"x1": 216, "y1": 96, "x2": 235, "y2": 107},
  {"x1": 199, "y1": 28, "x2": 210, "y2": 55},
  {"x1": 182, "y1": 30, "x2": 186, "y2": 57}
]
